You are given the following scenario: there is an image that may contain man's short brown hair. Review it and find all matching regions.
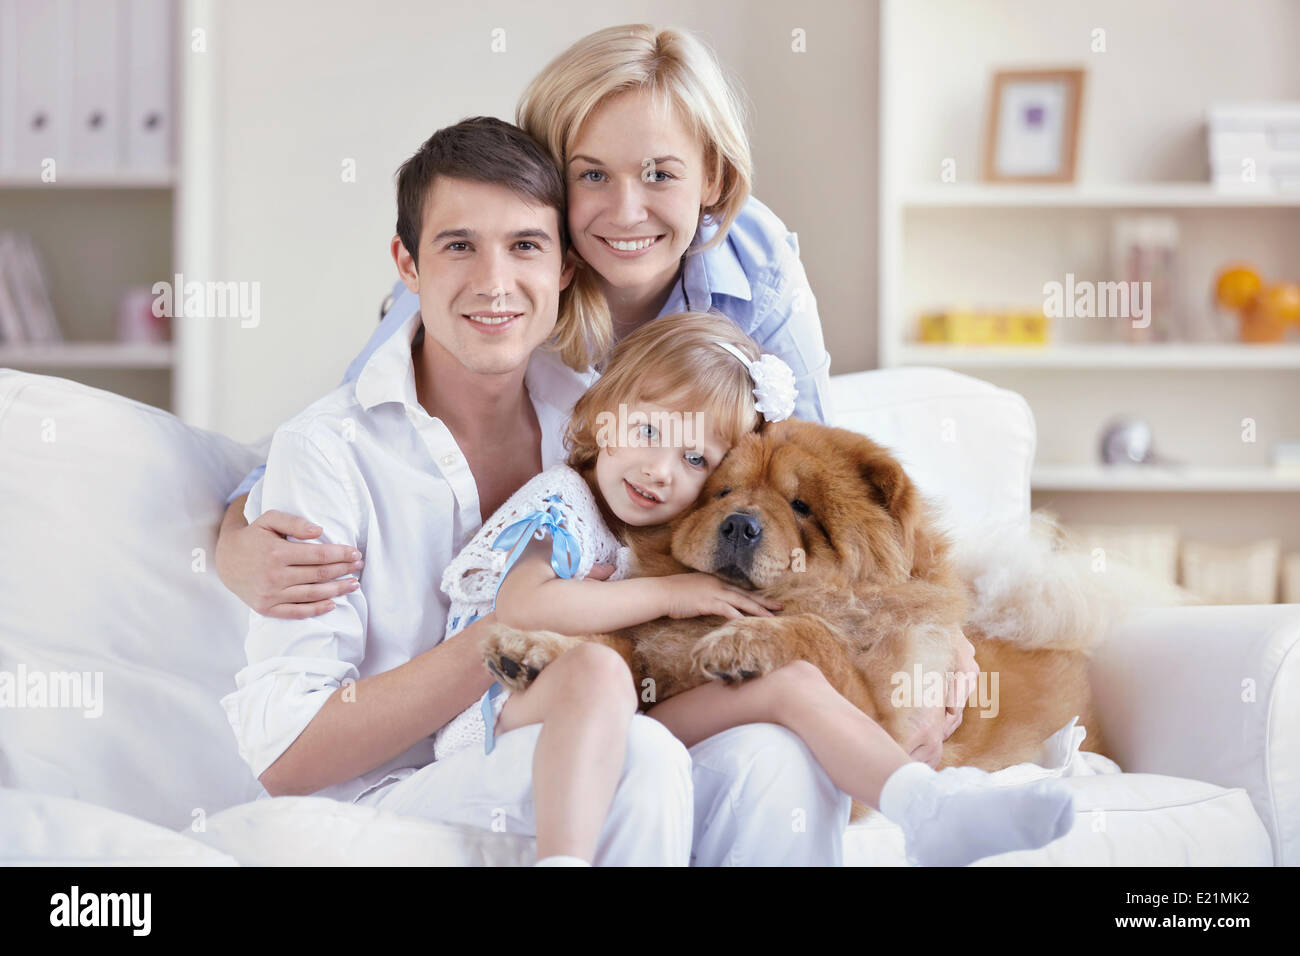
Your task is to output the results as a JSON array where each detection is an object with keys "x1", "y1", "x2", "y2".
[{"x1": 395, "y1": 116, "x2": 568, "y2": 270}]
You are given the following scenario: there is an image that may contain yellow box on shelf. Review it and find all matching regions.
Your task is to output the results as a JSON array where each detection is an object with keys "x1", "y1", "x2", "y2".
[{"x1": 917, "y1": 309, "x2": 1050, "y2": 345}]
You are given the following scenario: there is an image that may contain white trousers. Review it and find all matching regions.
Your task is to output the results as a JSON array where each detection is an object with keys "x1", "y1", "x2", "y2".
[
  {"x1": 687, "y1": 723, "x2": 853, "y2": 866},
  {"x1": 356, "y1": 717, "x2": 852, "y2": 866}
]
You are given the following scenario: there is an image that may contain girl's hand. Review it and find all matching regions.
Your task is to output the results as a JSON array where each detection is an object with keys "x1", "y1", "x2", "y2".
[
  {"x1": 661, "y1": 572, "x2": 784, "y2": 620},
  {"x1": 585, "y1": 563, "x2": 616, "y2": 581}
]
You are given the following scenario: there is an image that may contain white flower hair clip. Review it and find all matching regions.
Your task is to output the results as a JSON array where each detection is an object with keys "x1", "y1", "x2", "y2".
[{"x1": 716, "y1": 342, "x2": 798, "y2": 423}]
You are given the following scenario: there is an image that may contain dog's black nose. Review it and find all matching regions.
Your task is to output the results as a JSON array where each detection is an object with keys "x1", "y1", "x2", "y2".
[{"x1": 718, "y1": 512, "x2": 762, "y2": 549}]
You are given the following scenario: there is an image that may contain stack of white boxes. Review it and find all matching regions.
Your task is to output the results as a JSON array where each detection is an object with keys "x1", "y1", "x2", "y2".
[
  {"x1": 1207, "y1": 102, "x2": 1300, "y2": 192},
  {"x1": 0, "y1": 0, "x2": 173, "y2": 177}
]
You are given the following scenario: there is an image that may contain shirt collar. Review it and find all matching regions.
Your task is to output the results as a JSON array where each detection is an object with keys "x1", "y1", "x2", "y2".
[
  {"x1": 352, "y1": 311, "x2": 587, "y2": 469},
  {"x1": 354, "y1": 309, "x2": 424, "y2": 412},
  {"x1": 672, "y1": 215, "x2": 753, "y2": 314}
]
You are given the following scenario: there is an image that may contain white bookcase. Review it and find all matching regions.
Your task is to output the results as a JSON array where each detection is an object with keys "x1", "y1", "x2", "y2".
[
  {"x1": 0, "y1": 0, "x2": 208, "y2": 417},
  {"x1": 878, "y1": 0, "x2": 1300, "y2": 579},
  {"x1": 0, "y1": 174, "x2": 177, "y2": 410}
]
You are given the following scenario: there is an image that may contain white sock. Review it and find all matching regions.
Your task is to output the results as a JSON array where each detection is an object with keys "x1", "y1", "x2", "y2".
[
  {"x1": 533, "y1": 855, "x2": 592, "y2": 867},
  {"x1": 878, "y1": 761, "x2": 1075, "y2": 867}
]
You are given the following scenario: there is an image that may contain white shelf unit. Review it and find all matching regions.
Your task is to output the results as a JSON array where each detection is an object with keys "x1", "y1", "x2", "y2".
[
  {"x1": 0, "y1": 342, "x2": 174, "y2": 369},
  {"x1": 0, "y1": 0, "x2": 209, "y2": 418},
  {"x1": 902, "y1": 183, "x2": 1300, "y2": 208},
  {"x1": 0, "y1": 170, "x2": 177, "y2": 189},
  {"x1": 877, "y1": 0, "x2": 1300, "y2": 581},
  {"x1": 898, "y1": 343, "x2": 1300, "y2": 369},
  {"x1": 0, "y1": 180, "x2": 177, "y2": 411},
  {"x1": 1032, "y1": 465, "x2": 1300, "y2": 492}
]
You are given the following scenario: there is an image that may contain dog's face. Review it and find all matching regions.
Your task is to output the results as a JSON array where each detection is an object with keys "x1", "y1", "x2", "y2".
[{"x1": 667, "y1": 419, "x2": 923, "y2": 590}]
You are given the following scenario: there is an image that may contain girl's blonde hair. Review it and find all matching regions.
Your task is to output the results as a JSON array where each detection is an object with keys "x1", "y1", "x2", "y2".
[
  {"x1": 565, "y1": 311, "x2": 765, "y2": 482},
  {"x1": 518, "y1": 24, "x2": 754, "y2": 372}
]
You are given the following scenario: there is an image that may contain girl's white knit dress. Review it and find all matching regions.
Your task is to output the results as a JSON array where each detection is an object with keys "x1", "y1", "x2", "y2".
[{"x1": 431, "y1": 463, "x2": 633, "y2": 761}]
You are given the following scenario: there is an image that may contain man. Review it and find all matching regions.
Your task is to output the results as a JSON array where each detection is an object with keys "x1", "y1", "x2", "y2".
[{"x1": 219, "y1": 117, "x2": 853, "y2": 865}]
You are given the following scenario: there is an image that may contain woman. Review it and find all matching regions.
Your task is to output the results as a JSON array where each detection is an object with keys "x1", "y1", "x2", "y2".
[{"x1": 216, "y1": 24, "x2": 834, "y2": 617}]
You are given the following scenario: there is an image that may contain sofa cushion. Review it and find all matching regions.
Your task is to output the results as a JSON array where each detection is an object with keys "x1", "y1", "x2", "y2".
[
  {"x1": 0, "y1": 787, "x2": 238, "y2": 865},
  {"x1": 0, "y1": 371, "x2": 265, "y2": 829},
  {"x1": 844, "y1": 773, "x2": 1273, "y2": 866},
  {"x1": 188, "y1": 795, "x2": 537, "y2": 866},
  {"x1": 828, "y1": 367, "x2": 1034, "y2": 539}
]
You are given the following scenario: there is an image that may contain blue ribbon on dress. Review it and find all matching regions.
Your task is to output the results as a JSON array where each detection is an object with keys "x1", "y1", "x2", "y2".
[{"x1": 479, "y1": 493, "x2": 581, "y2": 756}]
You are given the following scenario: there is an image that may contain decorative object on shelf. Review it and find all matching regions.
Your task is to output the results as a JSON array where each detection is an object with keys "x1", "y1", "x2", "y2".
[
  {"x1": 983, "y1": 68, "x2": 1086, "y2": 183},
  {"x1": 1099, "y1": 417, "x2": 1184, "y2": 468},
  {"x1": 1110, "y1": 216, "x2": 1179, "y2": 344},
  {"x1": 916, "y1": 308, "x2": 1048, "y2": 345},
  {"x1": 1180, "y1": 537, "x2": 1281, "y2": 604},
  {"x1": 1212, "y1": 262, "x2": 1300, "y2": 344},
  {"x1": 116, "y1": 286, "x2": 170, "y2": 344},
  {"x1": 0, "y1": 232, "x2": 62, "y2": 346},
  {"x1": 1207, "y1": 102, "x2": 1300, "y2": 193}
]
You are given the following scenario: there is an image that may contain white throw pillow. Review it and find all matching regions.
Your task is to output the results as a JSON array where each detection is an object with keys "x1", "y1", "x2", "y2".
[{"x1": 0, "y1": 371, "x2": 266, "y2": 829}]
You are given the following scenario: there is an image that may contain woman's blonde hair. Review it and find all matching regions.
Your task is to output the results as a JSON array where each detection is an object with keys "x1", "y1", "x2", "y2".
[
  {"x1": 518, "y1": 24, "x2": 754, "y2": 372},
  {"x1": 565, "y1": 311, "x2": 765, "y2": 482}
]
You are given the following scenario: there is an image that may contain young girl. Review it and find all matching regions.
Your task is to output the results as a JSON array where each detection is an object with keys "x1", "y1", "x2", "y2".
[
  {"x1": 432, "y1": 312, "x2": 1075, "y2": 867},
  {"x1": 216, "y1": 24, "x2": 836, "y2": 617}
]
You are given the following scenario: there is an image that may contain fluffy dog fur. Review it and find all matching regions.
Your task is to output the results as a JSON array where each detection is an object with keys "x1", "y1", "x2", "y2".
[{"x1": 482, "y1": 419, "x2": 1188, "y2": 817}]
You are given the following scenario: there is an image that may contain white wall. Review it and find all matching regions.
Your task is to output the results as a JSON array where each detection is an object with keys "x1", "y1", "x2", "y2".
[{"x1": 198, "y1": 0, "x2": 878, "y2": 442}]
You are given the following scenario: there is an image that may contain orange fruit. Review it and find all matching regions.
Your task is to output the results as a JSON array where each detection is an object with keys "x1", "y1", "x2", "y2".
[
  {"x1": 1215, "y1": 265, "x2": 1263, "y2": 310},
  {"x1": 1258, "y1": 282, "x2": 1300, "y2": 324},
  {"x1": 1239, "y1": 299, "x2": 1288, "y2": 343}
]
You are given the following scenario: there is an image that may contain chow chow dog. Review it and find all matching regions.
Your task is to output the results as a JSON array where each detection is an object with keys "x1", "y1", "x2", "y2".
[{"x1": 482, "y1": 419, "x2": 1113, "y2": 805}]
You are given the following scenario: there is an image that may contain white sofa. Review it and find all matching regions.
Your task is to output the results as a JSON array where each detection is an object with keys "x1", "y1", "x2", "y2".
[{"x1": 1, "y1": 366, "x2": 1294, "y2": 866}]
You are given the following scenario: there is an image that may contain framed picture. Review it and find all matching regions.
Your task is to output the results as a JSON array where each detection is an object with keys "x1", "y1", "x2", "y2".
[{"x1": 983, "y1": 69, "x2": 1086, "y2": 183}]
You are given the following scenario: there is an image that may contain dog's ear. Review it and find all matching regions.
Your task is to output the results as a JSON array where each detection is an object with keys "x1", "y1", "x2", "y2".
[
  {"x1": 769, "y1": 420, "x2": 924, "y2": 578},
  {"x1": 855, "y1": 444, "x2": 919, "y2": 576}
]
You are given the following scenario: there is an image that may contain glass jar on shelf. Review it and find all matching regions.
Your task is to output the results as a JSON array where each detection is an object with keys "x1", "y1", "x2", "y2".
[{"x1": 1110, "y1": 216, "x2": 1180, "y2": 343}]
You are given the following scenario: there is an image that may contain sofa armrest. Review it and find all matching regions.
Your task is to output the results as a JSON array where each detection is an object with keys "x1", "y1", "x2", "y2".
[{"x1": 1089, "y1": 603, "x2": 1300, "y2": 866}]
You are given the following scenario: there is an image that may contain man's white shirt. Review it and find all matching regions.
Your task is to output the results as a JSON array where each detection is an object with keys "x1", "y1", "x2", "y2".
[{"x1": 220, "y1": 310, "x2": 596, "y2": 803}]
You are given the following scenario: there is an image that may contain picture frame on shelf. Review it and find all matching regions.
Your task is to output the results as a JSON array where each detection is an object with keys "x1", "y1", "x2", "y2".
[{"x1": 983, "y1": 68, "x2": 1086, "y2": 183}]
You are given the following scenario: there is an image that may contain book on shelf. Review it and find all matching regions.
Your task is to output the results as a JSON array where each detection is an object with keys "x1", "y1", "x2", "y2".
[{"x1": 0, "y1": 232, "x2": 63, "y2": 347}]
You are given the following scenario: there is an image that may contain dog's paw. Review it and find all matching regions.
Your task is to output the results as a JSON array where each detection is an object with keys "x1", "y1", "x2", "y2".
[
  {"x1": 690, "y1": 618, "x2": 782, "y2": 685},
  {"x1": 481, "y1": 625, "x2": 581, "y2": 692}
]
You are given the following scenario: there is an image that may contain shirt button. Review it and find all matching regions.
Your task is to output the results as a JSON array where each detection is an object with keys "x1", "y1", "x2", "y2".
[{"x1": 441, "y1": 453, "x2": 457, "y2": 467}]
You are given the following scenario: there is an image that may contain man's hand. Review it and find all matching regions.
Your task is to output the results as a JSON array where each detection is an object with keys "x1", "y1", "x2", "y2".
[
  {"x1": 901, "y1": 704, "x2": 948, "y2": 768},
  {"x1": 215, "y1": 499, "x2": 365, "y2": 618},
  {"x1": 943, "y1": 629, "x2": 980, "y2": 740},
  {"x1": 897, "y1": 630, "x2": 979, "y2": 767}
]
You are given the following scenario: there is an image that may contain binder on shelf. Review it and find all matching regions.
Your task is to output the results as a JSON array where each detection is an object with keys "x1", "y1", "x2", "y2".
[
  {"x1": 1, "y1": 0, "x2": 173, "y2": 176},
  {"x1": 124, "y1": 0, "x2": 172, "y2": 171},
  {"x1": 70, "y1": 0, "x2": 122, "y2": 172},
  {"x1": 0, "y1": 0, "x2": 15, "y2": 172},
  {"x1": 11, "y1": 0, "x2": 63, "y2": 176}
]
